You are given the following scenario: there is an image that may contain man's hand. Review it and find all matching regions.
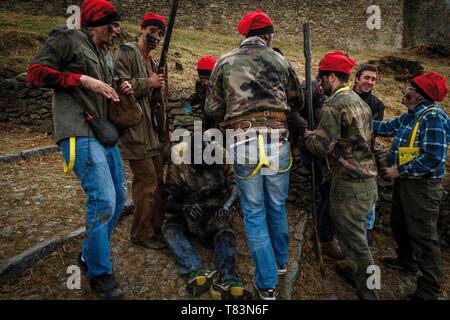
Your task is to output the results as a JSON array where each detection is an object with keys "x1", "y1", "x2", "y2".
[
  {"x1": 80, "y1": 75, "x2": 119, "y2": 102},
  {"x1": 383, "y1": 166, "x2": 400, "y2": 181},
  {"x1": 149, "y1": 73, "x2": 164, "y2": 89},
  {"x1": 304, "y1": 129, "x2": 315, "y2": 139},
  {"x1": 118, "y1": 80, "x2": 134, "y2": 96},
  {"x1": 214, "y1": 207, "x2": 230, "y2": 224},
  {"x1": 187, "y1": 204, "x2": 206, "y2": 221}
]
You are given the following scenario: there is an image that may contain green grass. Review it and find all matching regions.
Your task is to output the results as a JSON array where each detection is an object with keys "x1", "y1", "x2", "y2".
[{"x1": 0, "y1": 11, "x2": 448, "y2": 114}]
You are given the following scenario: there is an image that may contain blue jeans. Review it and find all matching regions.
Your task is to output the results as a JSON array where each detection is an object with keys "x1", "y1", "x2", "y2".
[
  {"x1": 232, "y1": 134, "x2": 290, "y2": 289},
  {"x1": 161, "y1": 217, "x2": 239, "y2": 281},
  {"x1": 60, "y1": 137, "x2": 127, "y2": 278},
  {"x1": 366, "y1": 204, "x2": 376, "y2": 230}
]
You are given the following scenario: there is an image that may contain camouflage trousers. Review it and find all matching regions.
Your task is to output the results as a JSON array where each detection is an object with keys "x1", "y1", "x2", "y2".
[{"x1": 329, "y1": 177, "x2": 378, "y2": 300}]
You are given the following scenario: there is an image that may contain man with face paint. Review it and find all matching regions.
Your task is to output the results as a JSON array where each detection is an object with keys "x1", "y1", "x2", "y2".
[
  {"x1": 113, "y1": 13, "x2": 166, "y2": 250},
  {"x1": 26, "y1": 0, "x2": 131, "y2": 299},
  {"x1": 374, "y1": 72, "x2": 449, "y2": 300},
  {"x1": 161, "y1": 135, "x2": 252, "y2": 300},
  {"x1": 304, "y1": 51, "x2": 378, "y2": 300},
  {"x1": 184, "y1": 55, "x2": 218, "y2": 130}
]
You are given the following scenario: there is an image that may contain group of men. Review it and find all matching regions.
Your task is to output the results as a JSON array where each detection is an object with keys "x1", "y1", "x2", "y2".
[{"x1": 26, "y1": 0, "x2": 449, "y2": 301}]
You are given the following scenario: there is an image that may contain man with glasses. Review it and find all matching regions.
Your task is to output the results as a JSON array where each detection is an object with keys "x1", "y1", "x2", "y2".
[
  {"x1": 374, "y1": 72, "x2": 449, "y2": 300},
  {"x1": 113, "y1": 13, "x2": 166, "y2": 250},
  {"x1": 26, "y1": 0, "x2": 131, "y2": 299},
  {"x1": 304, "y1": 51, "x2": 379, "y2": 300}
]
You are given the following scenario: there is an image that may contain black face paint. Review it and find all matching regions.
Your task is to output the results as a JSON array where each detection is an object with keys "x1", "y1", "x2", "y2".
[{"x1": 146, "y1": 33, "x2": 158, "y2": 50}]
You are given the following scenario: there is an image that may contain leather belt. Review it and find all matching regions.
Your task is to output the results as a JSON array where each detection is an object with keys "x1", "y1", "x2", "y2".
[{"x1": 219, "y1": 110, "x2": 287, "y2": 129}]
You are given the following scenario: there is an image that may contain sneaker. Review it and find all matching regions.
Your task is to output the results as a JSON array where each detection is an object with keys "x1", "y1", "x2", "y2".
[
  {"x1": 277, "y1": 264, "x2": 288, "y2": 275},
  {"x1": 252, "y1": 277, "x2": 276, "y2": 300},
  {"x1": 78, "y1": 252, "x2": 88, "y2": 273},
  {"x1": 89, "y1": 273, "x2": 123, "y2": 300},
  {"x1": 132, "y1": 234, "x2": 166, "y2": 250},
  {"x1": 382, "y1": 257, "x2": 421, "y2": 276},
  {"x1": 187, "y1": 269, "x2": 219, "y2": 297},
  {"x1": 210, "y1": 279, "x2": 253, "y2": 300}
]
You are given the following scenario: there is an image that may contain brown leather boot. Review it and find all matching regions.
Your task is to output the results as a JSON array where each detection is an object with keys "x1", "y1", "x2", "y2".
[{"x1": 321, "y1": 237, "x2": 345, "y2": 260}]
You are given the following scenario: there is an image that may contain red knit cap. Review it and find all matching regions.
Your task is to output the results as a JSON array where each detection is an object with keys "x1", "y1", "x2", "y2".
[
  {"x1": 81, "y1": 0, "x2": 121, "y2": 27},
  {"x1": 319, "y1": 51, "x2": 357, "y2": 75},
  {"x1": 237, "y1": 10, "x2": 274, "y2": 37},
  {"x1": 412, "y1": 72, "x2": 448, "y2": 102},
  {"x1": 140, "y1": 12, "x2": 167, "y2": 34},
  {"x1": 197, "y1": 55, "x2": 216, "y2": 77}
]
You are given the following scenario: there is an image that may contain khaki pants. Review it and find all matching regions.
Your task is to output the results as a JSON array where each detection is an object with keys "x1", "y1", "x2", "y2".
[
  {"x1": 129, "y1": 155, "x2": 164, "y2": 242},
  {"x1": 329, "y1": 177, "x2": 378, "y2": 300}
]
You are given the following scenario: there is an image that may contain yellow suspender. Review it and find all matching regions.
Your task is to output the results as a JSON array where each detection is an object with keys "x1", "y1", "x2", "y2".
[
  {"x1": 234, "y1": 134, "x2": 292, "y2": 180},
  {"x1": 63, "y1": 137, "x2": 76, "y2": 174},
  {"x1": 408, "y1": 107, "x2": 441, "y2": 147}
]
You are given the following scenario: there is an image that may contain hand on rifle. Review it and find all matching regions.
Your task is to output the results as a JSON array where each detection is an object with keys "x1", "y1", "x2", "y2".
[
  {"x1": 80, "y1": 75, "x2": 119, "y2": 102},
  {"x1": 118, "y1": 80, "x2": 134, "y2": 96},
  {"x1": 214, "y1": 206, "x2": 231, "y2": 224},
  {"x1": 149, "y1": 73, "x2": 164, "y2": 89},
  {"x1": 304, "y1": 129, "x2": 315, "y2": 138}
]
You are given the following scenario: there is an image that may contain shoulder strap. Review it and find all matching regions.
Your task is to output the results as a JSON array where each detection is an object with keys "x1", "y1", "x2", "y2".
[{"x1": 407, "y1": 107, "x2": 442, "y2": 147}]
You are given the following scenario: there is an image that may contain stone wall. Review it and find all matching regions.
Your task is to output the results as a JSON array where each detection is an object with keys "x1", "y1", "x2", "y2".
[{"x1": 0, "y1": 73, "x2": 53, "y2": 133}]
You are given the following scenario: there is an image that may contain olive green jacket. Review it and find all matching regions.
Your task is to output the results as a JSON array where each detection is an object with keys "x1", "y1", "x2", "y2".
[{"x1": 113, "y1": 41, "x2": 161, "y2": 160}]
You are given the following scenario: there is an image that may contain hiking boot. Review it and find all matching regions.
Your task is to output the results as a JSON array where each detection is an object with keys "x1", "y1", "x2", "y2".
[
  {"x1": 334, "y1": 261, "x2": 356, "y2": 288},
  {"x1": 89, "y1": 273, "x2": 123, "y2": 300},
  {"x1": 403, "y1": 292, "x2": 427, "y2": 300},
  {"x1": 78, "y1": 252, "x2": 88, "y2": 273},
  {"x1": 277, "y1": 264, "x2": 288, "y2": 275},
  {"x1": 210, "y1": 279, "x2": 253, "y2": 300},
  {"x1": 252, "y1": 277, "x2": 276, "y2": 301},
  {"x1": 321, "y1": 237, "x2": 345, "y2": 261},
  {"x1": 382, "y1": 257, "x2": 421, "y2": 276},
  {"x1": 187, "y1": 269, "x2": 219, "y2": 297},
  {"x1": 132, "y1": 234, "x2": 166, "y2": 250}
]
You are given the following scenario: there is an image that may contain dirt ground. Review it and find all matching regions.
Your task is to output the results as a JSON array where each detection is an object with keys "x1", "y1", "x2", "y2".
[
  {"x1": 292, "y1": 224, "x2": 450, "y2": 300},
  {"x1": 0, "y1": 204, "x2": 303, "y2": 300},
  {"x1": 0, "y1": 123, "x2": 54, "y2": 156}
]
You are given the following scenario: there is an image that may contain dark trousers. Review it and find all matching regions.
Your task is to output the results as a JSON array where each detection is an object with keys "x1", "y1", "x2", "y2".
[
  {"x1": 161, "y1": 217, "x2": 239, "y2": 281},
  {"x1": 315, "y1": 161, "x2": 335, "y2": 242},
  {"x1": 391, "y1": 178, "x2": 443, "y2": 299},
  {"x1": 129, "y1": 155, "x2": 165, "y2": 242}
]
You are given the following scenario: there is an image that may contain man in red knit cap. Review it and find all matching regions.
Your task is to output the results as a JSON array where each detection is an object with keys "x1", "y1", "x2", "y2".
[
  {"x1": 26, "y1": 0, "x2": 132, "y2": 299},
  {"x1": 304, "y1": 51, "x2": 379, "y2": 300},
  {"x1": 374, "y1": 71, "x2": 449, "y2": 299},
  {"x1": 113, "y1": 12, "x2": 167, "y2": 250},
  {"x1": 206, "y1": 9, "x2": 303, "y2": 300}
]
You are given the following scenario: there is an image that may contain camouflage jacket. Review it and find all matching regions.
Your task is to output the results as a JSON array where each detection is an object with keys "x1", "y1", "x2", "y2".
[
  {"x1": 306, "y1": 84, "x2": 377, "y2": 180},
  {"x1": 205, "y1": 36, "x2": 303, "y2": 121},
  {"x1": 188, "y1": 79, "x2": 217, "y2": 129},
  {"x1": 164, "y1": 162, "x2": 236, "y2": 236},
  {"x1": 113, "y1": 42, "x2": 161, "y2": 160}
]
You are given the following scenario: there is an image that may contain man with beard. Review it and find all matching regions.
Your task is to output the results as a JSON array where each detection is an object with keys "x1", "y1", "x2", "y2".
[
  {"x1": 374, "y1": 72, "x2": 448, "y2": 300},
  {"x1": 113, "y1": 13, "x2": 166, "y2": 250},
  {"x1": 26, "y1": 0, "x2": 131, "y2": 299},
  {"x1": 161, "y1": 135, "x2": 252, "y2": 300},
  {"x1": 304, "y1": 51, "x2": 379, "y2": 300},
  {"x1": 353, "y1": 64, "x2": 385, "y2": 245}
]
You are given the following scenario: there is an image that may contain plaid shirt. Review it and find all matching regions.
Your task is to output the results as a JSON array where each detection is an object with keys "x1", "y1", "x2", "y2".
[{"x1": 373, "y1": 101, "x2": 449, "y2": 179}]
